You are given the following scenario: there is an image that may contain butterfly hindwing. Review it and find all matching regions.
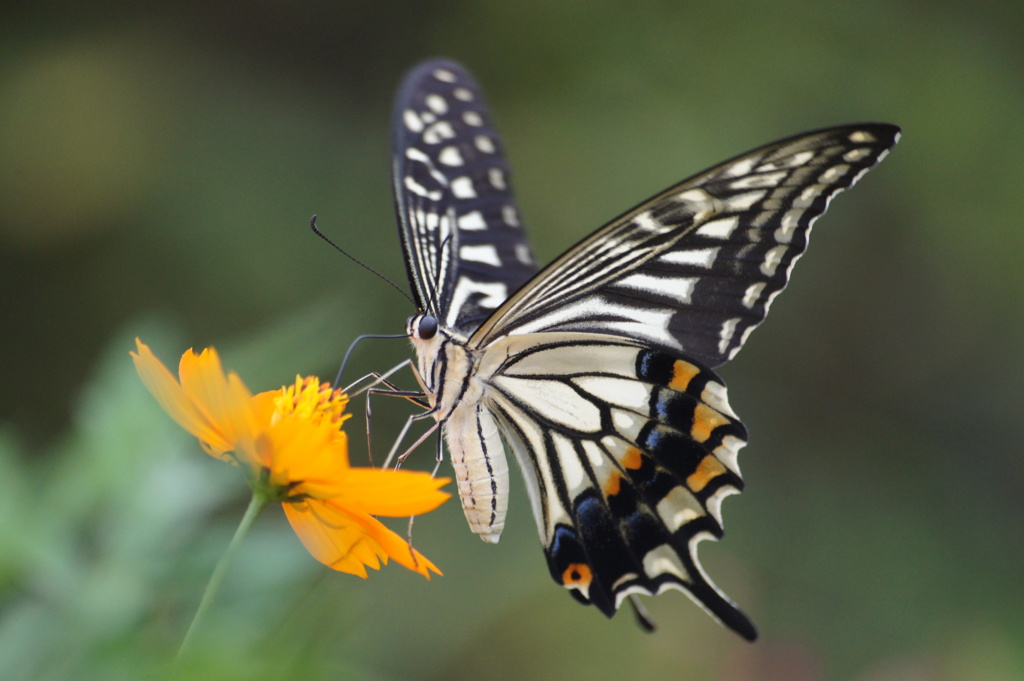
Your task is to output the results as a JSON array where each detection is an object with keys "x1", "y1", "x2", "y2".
[
  {"x1": 392, "y1": 59, "x2": 537, "y2": 334},
  {"x1": 480, "y1": 334, "x2": 755, "y2": 638},
  {"x1": 471, "y1": 124, "x2": 901, "y2": 367},
  {"x1": 391, "y1": 58, "x2": 899, "y2": 638}
]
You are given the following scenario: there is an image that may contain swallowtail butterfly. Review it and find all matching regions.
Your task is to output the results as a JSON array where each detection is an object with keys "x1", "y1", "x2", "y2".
[{"x1": 391, "y1": 58, "x2": 898, "y2": 639}]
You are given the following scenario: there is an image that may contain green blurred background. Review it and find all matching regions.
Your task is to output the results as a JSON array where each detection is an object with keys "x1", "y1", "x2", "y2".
[{"x1": 2, "y1": 2, "x2": 1022, "y2": 679}]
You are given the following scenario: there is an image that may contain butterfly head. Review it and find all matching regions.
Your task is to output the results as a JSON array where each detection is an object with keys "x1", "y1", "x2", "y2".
[{"x1": 406, "y1": 313, "x2": 446, "y2": 392}]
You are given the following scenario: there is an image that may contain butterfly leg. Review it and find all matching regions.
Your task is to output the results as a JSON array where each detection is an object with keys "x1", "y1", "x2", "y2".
[
  {"x1": 400, "y1": 448, "x2": 449, "y2": 576},
  {"x1": 344, "y1": 360, "x2": 428, "y2": 465},
  {"x1": 365, "y1": 380, "x2": 427, "y2": 466},
  {"x1": 383, "y1": 412, "x2": 440, "y2": 469}
]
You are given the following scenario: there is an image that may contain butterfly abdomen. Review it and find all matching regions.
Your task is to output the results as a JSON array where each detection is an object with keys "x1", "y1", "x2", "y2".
[
  {"x1": 421, "y1": 330, "x2": 512, "y2": 543},
  {"x1": 444, "y1": 397, "x2": 511, "y2": 543}
]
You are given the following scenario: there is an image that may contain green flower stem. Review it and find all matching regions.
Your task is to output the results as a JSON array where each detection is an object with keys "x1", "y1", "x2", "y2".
[{"x1": 177, "y1": 492, "x2": 270, "y2": 659}]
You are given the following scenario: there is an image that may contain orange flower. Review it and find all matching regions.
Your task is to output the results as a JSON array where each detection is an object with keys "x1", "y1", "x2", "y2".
[{"x1": 131, "y1": 339, "x2": 449, "y2": 578}]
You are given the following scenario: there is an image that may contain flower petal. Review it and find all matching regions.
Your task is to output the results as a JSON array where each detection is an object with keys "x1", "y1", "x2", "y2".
[
  {"x1": 131, "y1": 339, "x2": 235, "y2": 455},
  {"x1": 327, "y1": 498, "x2": 442, "y2": 578},
  {"x1": 282, "y1": 499, "x2": 382, "y2": 577},
  {"x1": 283, "y1": 497, "x2": 441, "y2": 578},
  {"x1": 314, "y1": 468, "x2": 450, "y2": 517},
  {"x1": 178, "y1": 346, "x2": 255, "y2": 448}
]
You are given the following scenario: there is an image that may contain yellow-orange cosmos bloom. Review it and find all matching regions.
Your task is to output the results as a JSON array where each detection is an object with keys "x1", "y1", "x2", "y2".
[{"x1": 131, "y1": 339, "x2": 449, "y2": 578}]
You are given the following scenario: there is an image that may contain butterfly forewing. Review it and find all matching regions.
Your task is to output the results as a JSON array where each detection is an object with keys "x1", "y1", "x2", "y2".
[
  {"x1": 392, "y1": 59, "x2": 537, "y2": 334},
  {"x1": 471, "y1": 124, "x2": 901, "y2": 367},
  {"x1": 391, "y1": 58, "x2": 899, "y2": 639}
]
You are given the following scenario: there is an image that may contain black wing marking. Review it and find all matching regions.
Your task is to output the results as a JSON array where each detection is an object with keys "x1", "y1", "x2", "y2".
[
  {"x1": 481, "y1": 334, "x2": 755, "y2": 639},
  {"x1": 471, "y1": 124, "x2": 901, "y2": 367},
  {"x1": 391, "y1": 58, "x2": 537, "y2": 334}
]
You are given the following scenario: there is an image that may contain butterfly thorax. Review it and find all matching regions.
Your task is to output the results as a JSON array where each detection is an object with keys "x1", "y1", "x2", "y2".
[{"x1": 408, "y1": 313, "x2": 511, "y2": 542}]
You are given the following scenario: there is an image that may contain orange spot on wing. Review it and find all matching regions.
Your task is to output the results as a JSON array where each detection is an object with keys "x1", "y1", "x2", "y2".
[
  {"x1": 604, "y1": 472, "x2": 622, "y2": 497},
  {"x1": 562, "y1": 563, "x2": 592, "y2": 588},
  {"x1": 691, "y1": 403, "x2": 729, "y2": 443},
  {"x1": 622, "y1": 446, "x2": 643, "y2": 470},
  {"x1": 687, "y1": 455, "x2": 727, "y2": 493},
  {"x1": 669, "y1": 359, "x2": 700, "y2": 391}
]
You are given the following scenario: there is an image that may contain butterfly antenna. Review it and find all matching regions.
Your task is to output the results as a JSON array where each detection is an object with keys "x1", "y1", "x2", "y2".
[
  {"x1": 310, "y1": 215, "x2": 415, "y2": 306},
  {"x1": 334, "y1": 332, "x2": 411, "y2": 387}
]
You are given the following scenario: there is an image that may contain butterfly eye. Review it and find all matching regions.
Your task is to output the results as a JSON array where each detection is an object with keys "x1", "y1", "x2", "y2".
[{"x1": 417, "y1": 315, "x2": 438, "y2": 339}]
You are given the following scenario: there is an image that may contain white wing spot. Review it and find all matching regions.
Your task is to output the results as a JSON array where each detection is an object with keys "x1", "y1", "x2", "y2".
[
  {"x1": 742, "y1": 282, "x2": 766, "y2": 308},
  {"x1": 617, "y1": 273, "x2": 697, "y2": 304},
  {"x1": 773, "y1": 150, "x2": 814, "y2": 168},
  {"x1": 843, "y1": 148, "x2": 871, "y2": 162},
  {"x1": 425, "y1": 94, "x2": 448, "y2": 114},
  {"x1": 454, "y1": 87, "x2": 473, "y2": 101},
  {"x1": 446, "y1": 279, "x2": 508, "y2": 325},
  {"x1": 780, "y1": 208, "x2": 802, "y2": 230},
  {"x1": 657, "y1": 487, "x2": 703, "y2": 533},
  {"x1": 820, "y1": 164, "x2": 849, "y2": 183},
  {"x1": 403, "y1": 110, "x2": 423, "y2": 133},
  {"x1": 488, "y1": 168, "x2": 507, "y2": 190},
  {"x1": 451, "y1": 176, "x2": 477, "y2": 199},
  {"x1": 511, "y1": 298, "x2": 677, "y2": 350},
  {"x1": 705, "y1": 484, "x2": 739, "y2": 526},
  {"x1": 553, "y1": 434, "x2": 587, "y2": 495},
  {"x1": 502, "y1": 204, "x2": 520, "y2": 227},
  {"x1": 475, "y1": 135, "x2": 495, "y2": 153},
  {"x1": 677, "y1": 188, "x2": 714, "y2": 203},
  {"x1": 716, "y1": 435, "x2": 745, "y2": 474},
  {"x1": 794, "y1": 184, "x2": 824, "y2": 208},
  {"x1": 775, "y1": 210, "x2": 803, "y2": 243},
  {"x1": 406, "y1": 147, "x2": 450, "y2": 187},
  {"x1": 717, "y1": 318, "x2": 741, "y2": 356},
  {"x1": 722, "y1": 157, "x2": 757, "y2": 178},
  {"x1": 722, "y1": 190, "x2": 766, "y2": 211},
  {"x1": 433, "y1": 68, "x2": 456, "y2": 83},
  {"x1": 611, "y1": 410, "x2": 642, "y2": 439},
  {"x1": 464, "y1": 111, "x2": 484, "y2": 127},
  {"x1": 760, "y1": 245, "x2": 788, "y2": 277},
  {"x1": 849, "y1": 130, "x2": 877, "y2": 143},
  {"x1": 633, "y1": 211, "x2": 660, "y2": 232},
  {"x1": 730, "y1": 171, "x2": 786, "y2": 189},
  {"x1": 515, "y1": 243, "x2": 533, "y2": 265},
  {"x1": 695, "y1": 216, "x2": 739, "y2": 240},
  {"x1": 642, "y1": 544, "x2": 689, "y2": 582},
  {"x1": 403, "y1": 175, "x2": 442, "y2": 200},
  {"x1": 457, "y1": 210, "x2": 487, "y2": 230},
  {"x1": 439, "y1": 146, "x2": 464, "y2": 166},
  {"x1": 701, "y1": 380, "x2": 738, "y2": 419},
  {"x1": 420, "y1": 111, "x2": 436, "y2": 124},
  {"x1": 423, "y1": 209, "x2": 440, "y2": 232},
  {"x1": 423, "y1": 121, "x2": 456, "y2": 144},
  {"x1": 574, "y1": 376, "x2": 650, "y2": 412},
  {"x1": 580, "y1": 440, "x2": 606, "y2": 469},
  {"x1": 660, "y1": 247, "x2": 720, "y2": 269},
  {"x1": 459, "y1": 245, "x2": 502, "y2": 266}
]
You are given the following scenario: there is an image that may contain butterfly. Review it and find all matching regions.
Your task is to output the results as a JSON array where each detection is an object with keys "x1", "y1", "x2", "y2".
[{"x1": 389, "y1": 58, "x2": 899, "y2": 639}]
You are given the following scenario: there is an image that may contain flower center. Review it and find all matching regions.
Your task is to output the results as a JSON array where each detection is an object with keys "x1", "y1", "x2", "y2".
[{"x1": 274, "y1": 377, "x2": 350, "y2": 428}]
